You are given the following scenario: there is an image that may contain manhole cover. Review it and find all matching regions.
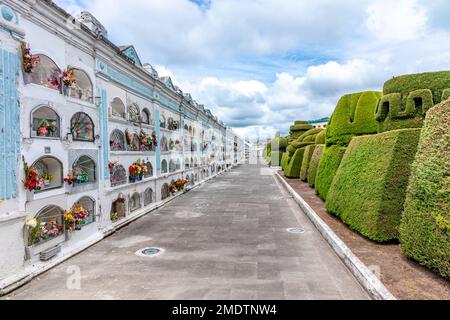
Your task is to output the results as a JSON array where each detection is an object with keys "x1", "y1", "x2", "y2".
[
  {"x1": 287, "y1": 227, "x2": 305, "y2": 234},
  {"x1": 135, "y1": 247, "x2": 164, "y2": 258}
]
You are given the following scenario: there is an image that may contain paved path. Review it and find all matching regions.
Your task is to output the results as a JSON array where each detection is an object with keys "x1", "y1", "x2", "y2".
[{"x1": 7, "y1": 163, "x2": 368, "y2": 300}]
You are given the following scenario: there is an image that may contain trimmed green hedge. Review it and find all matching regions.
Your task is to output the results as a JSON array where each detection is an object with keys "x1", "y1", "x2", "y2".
[
  {"x1": 295, "y1": 120, "x2": 309, "y2": 125},
  {"x1": 400, "y1": 101, "x2": 450, "y2": 278},
  {"x1": 298, "y1": 128, "x2": 323, "y2": 141},
  {"x1": 308, "y1": 145, "x2": 324, "y2": 188},
  {"x1": 285, "y1": 148, "x2": 306, "y2": 178},
  {"x1": 326, "y1": 91, "x2": 381, "y2": 146},
  {"x1": 326, "y1": 128, "x2": 421, "y2": 242},
  {"x1": 300, "y1": 144, "x2": 315, "y2": 181},
  {"x1": 377, "y1": 71, "x2": 450, "y2": 132},
  {"x1": 315, "y1": 130, "x2": 326, "y2": 144},
  {"x1": 281, "y1": 152, "x2": 290, "y2": 170},
  {"x1": 315, "y1": 145, "x2": 347, "y2": 200}
]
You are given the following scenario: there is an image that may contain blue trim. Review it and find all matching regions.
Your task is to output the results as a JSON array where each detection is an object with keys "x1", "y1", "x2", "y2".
[
  {"x1": 101, "y1": 88, "x2": 109, "y2": 180},
  {"x1": 156, "y1": 109, "x2": 161, "y2": 171},
  {"x1": 0, "y1": 49, "x2": 19, "y2": 200}
]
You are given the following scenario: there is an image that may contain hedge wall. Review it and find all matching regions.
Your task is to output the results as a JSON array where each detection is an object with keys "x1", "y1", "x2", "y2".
[
  {"x1": 308, "y1": 145, "x2": 324, "y2": 188},
  {"x1": 315, "y1": 145, "x2": 347, "y2": 200},
  {"x1": 295, "y1": 120, "x2": 309, "y2": 125},
  {"x1": 315, "y1": 130, "x2": 326, "y2": 144},
  {"x1": 300, "y1": 144, "x2": 315, "y2": 181},
  {"x1": 377, "y1": 71, "x2": 450, "y2": 132},
  {"x1": 281, "y1": 152, "x2": 290, "y2": 171},
  {"x1": 400, "y1": 101, "x2": 450, "y2": 278},
  {"x1": 325, "y1": 128, "x2": 421, "y2": 242},
  {"x1": 285, "y1": 148, "x2": 306, "y2": 178},
  {"x1": 326, "y1": 91, "x2": 381, "y2": 146},
  {"x1": 298, "y1": 128, "x2": 323, "y2": 141}
]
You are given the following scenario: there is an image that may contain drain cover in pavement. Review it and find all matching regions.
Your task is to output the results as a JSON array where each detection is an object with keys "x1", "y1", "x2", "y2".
[
  {"x1": 135, "y1": 247, "x2": 164, "y2": 257},
  {"x1": 287, "y1": 227, "x2": 305, "y2": 234}
]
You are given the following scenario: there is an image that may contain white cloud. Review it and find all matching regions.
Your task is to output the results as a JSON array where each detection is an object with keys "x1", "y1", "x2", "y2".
[{"x1": 366, "y1": 0, "x2": 428, "y2": 41}]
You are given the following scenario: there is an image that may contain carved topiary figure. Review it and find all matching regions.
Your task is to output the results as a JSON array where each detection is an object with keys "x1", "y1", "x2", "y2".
[
  {"x1": 400, "y1": 101, "x2": 450, "y2": 278},
  {"x1": 376, "y1": 71, "x2": 450, "y2": 132},
  {"x1": 308, "y1": 145, "x2": 324, "y2": 188},
  {"x1": 315, "y1": 91, "x2": 381, "y2": 199}
]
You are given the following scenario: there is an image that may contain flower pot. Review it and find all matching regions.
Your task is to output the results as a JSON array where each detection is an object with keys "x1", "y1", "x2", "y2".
[
  {"x1": 131, "y1": 176, "x2": 137, "y2": 183},
  {"x1": 65, "y1": 230, "x2": 73, "y2": 241},
  {"x1": 26, "y1": 190, "x2": 34, "y2": 202},
  {"x1": 44, "y1": 180, "x2": 50, "y2": 186},
  {"x1": 23, "y1": 73, "x2": 32, "y2": 84},
  {"x1": 75, "y1": 222, "x2": 82, "y2": 231}
]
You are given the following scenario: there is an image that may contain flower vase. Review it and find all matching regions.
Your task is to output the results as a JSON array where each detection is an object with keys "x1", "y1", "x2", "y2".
[
  {"x1": 131, "y1": 176, "x2": 137, "y2": 183},
  {"x1": 26, "y1": 190, "x2": 34, "y2": 202},
  {"x1": 44, "y1": 180, "x2": 50, "y2": 186},
  {"x1": 65, "y1": 230, "x2": 73, "y2": 241},
  {"x1": 75, "y1": 222, "x2": 82, "y2": 231},
  {"x1": 23, "y1": 73, "x2": 32, "y2": 85},
  {"x1": 138, "y1": 174, "x2": 143, "y2": 181}
]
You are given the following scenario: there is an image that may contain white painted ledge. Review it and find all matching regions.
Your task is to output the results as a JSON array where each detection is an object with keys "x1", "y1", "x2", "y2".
[{"x1": 273, "y1": 169, "x2": 396, "y2": 301}]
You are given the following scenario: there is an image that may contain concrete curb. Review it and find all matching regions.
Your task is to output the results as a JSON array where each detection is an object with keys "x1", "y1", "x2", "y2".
[
  {"x1": 0, "y1": 166, "x2": 236, "y2": 297},
  {"x1": 273, "y1": 169, "x2": 396, "y2": 301}
]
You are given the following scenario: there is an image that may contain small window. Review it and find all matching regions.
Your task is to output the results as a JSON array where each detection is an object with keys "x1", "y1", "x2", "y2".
[
  {"x1": 33, "y1": 156, "x2": 63, "y2": 192},
  {"x1": 144, "y1": 162, "x2": 153, "y2": 178},
  {"x1": 71, "y1": 197, "x2": 95, "y2": 227},
  {"x1": 72, "y1": 156, "x2": 96, "y2": 185},
  {"x1": 30, "y1": 55, "x2": 61, "y2": 90},
  {"x1": 161, "y1": 183, "x2": 170, "y2": 200},
  {"x1": 169, "y1": 160, "x2": 176, "y2": 173},
  {"x1": 126, "y1": 130, "x2": 140, "y2": 151},
  {"x1": 69, "y1": 69, "x2": 93, "y2": 102},
  {"x1": 28, "y1": 205, "x2": 65, "y2": 246},
  {"x1": 160, "y1": 136, "x2": 168, "y2": 152},
  {"x1": 160, "y1": 115, "x2": 166, "y2": 128},
  {"x1": 185, "y1": 158, "x2": 190, "y2": 169},
  {"x1": 128, "y1": 104, "x2": 140, "y2": 123},
  {"x1": 130, "y1": 192, "x2": 141, "y2": 212},
  {"x1": 144, "y1": 188, "x2": 153, "y2": 206},
  {"x1": 110, "y1": 197, "x2": 126, "y2": 222},
  {"x1": 110, "y1": 129, "x2": 126, "y2": 151},
  {"x1": 161, "y1": 160, "x2": 168, "y2": 174},
  {"x1": 141, "y1": 108, "x2": 151, "y2": 125},
  {"x1": 110, "y1": 164, "x2": 127, "y2": 187},
  {"x1": 111, "y1": 97, "x2": 126, "y2": 118},
  {"x1": 31, "y1": 106, "x2": 60, "y2": 138},
  {"x1": 71, "y1": 112, "x2": 94, "y2": 141}
]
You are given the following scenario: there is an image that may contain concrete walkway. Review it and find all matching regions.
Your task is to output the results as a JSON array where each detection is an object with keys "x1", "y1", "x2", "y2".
[{"x1": 6, "y1": 163, "x2": 369, "y2": 300}]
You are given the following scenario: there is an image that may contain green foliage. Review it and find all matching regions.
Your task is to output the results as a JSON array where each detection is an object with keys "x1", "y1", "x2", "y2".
[
  {"x1": 300, "y1": 144, "x2": 315, "y2": 181},
  {"x1": 285, "y1": 147, "x2": 306, "y2": 178},
  {"x1": 281, "y1": 152, "x2": 290, "y2": 170},
  {"x1": 295, "y1": 120, "x2": 309, "y2": 125},
  {"x1": 298, "y1": 128, "x2": 323, "y2": 142},
  {"x1": 315, "y1": 130, "x2": 326, "y2": 144},
  {"x1": 326, "y1": 128, "x2": 421, "y2": 242},
  {"x1": 400, "y1": 101, "x2": 450, "y2": 278},
  {"x1": 315, "y1": 145, "x2": 347, "y2": 200},
  {"x1": 308, "y1": 145, "x2": 324, "y2": 188},
  {"x1": 378, "y1": 71, "x2": 450, "y2": 132},
  {"x1": 326, "y1": 91, "x2": 381, "y2": 146},
  {"x1": 291, "y1": 141, "x2": 314, "y2": 149}
]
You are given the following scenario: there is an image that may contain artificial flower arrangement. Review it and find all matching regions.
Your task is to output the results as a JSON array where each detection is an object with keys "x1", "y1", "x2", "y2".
[
  {"x1": 139, "y1": 130, "x2": 153, "y2": 150},
  {"x1": 21, "y1": 43, "x2": 40, "y2": 74},
  {"x1": 62, "y1": 66, "x2": 76, "y2": 88},
  {"x1": 23, "y1": 162, "x2": 44, "y2": 192},
  {"x1": 64, "y1": 170, "x2": 78, "y2": 185},
  {"x1": 40, "y1": 172, "x2": 55, "y2": 186},
  {"x1": 170, "y1": 179, "x2": 189, "y2": 194},
  {"x1": 129, "y1": 160, "x2": 148, "y2": 183},
  {"x1": 108, "y1": 160, "x2": 119, "y2": 171},
  {"x1": 152, "y1": 131, "x2": 158, "y2": 147},
  {"x1": 25, "y1": 217, "x2": 41, "y2": 246},
  {"x1": 36, "y1": 119, "x2": 58, "y2": 137},
  {"x1": 26, "y1": 216, "x2": 63, "y2": 246},
  {"x1": 64, "y1": 203, "x2": 88, "y2": 231},
  {"x1": 110, "y1": 139, "x2": 124, "y2": 150}
]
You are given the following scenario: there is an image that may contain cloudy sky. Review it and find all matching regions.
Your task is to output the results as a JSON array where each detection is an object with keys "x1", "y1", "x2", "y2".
[{"x1": 54, "y1": 0, "x2": 450, "y2": 141}]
